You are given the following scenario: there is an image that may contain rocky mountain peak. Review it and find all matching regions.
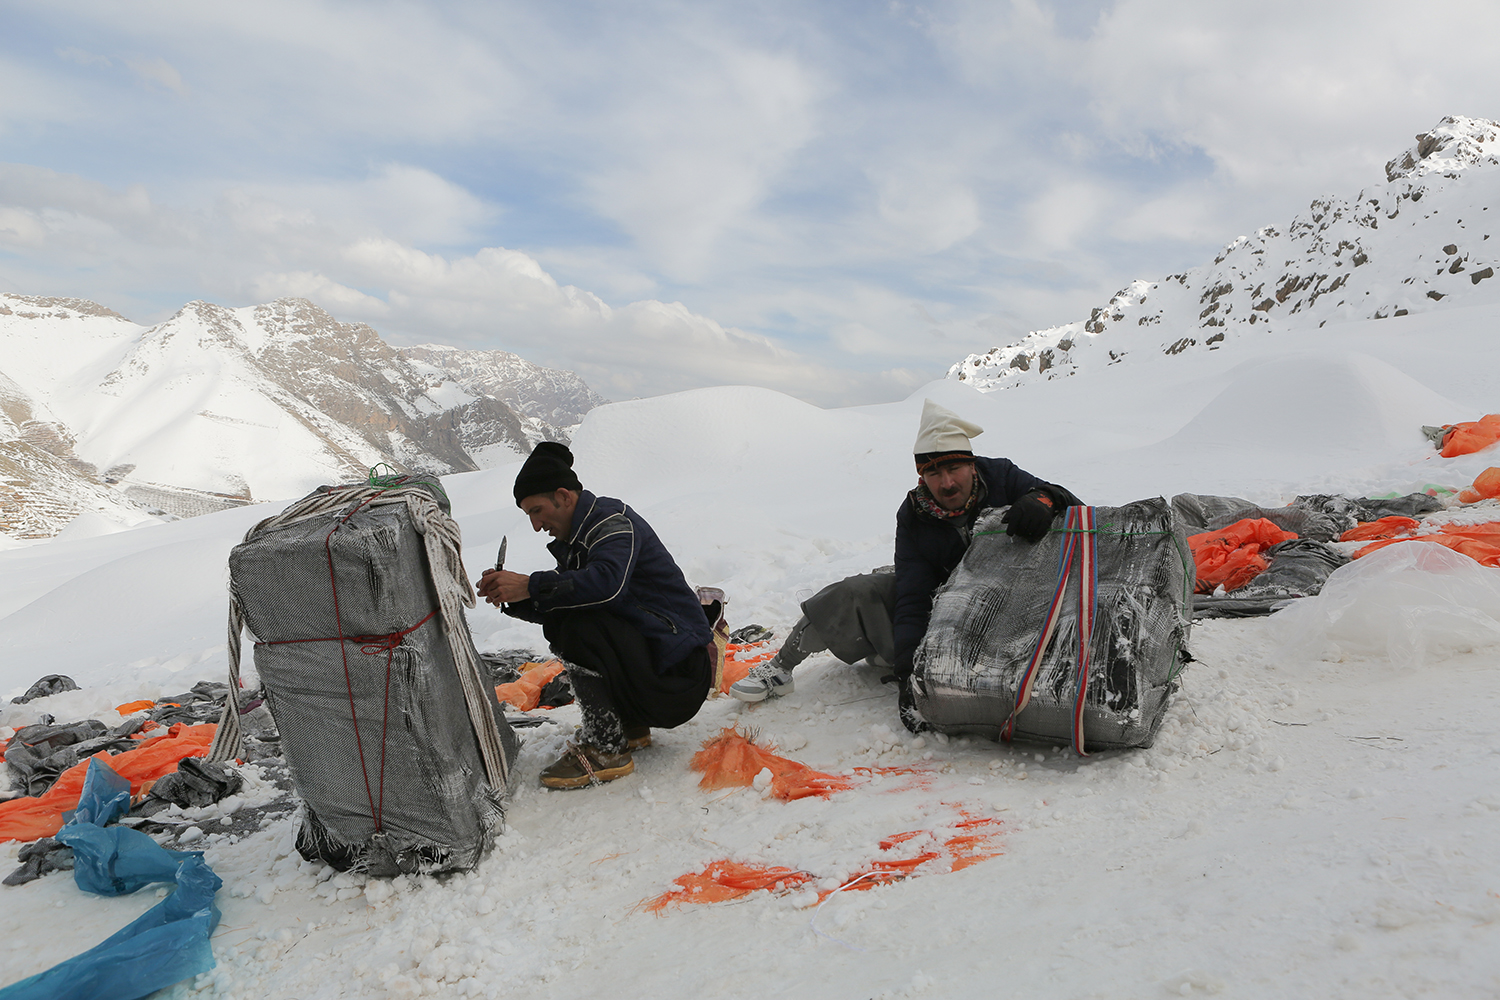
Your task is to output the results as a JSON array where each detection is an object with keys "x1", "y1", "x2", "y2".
[
  {"x1": 949, "y1": 115, "x2": 1500, "y2": 393},
  {"x1": 1385, "y1": 115, "x2": 1500, "y2": 182}
]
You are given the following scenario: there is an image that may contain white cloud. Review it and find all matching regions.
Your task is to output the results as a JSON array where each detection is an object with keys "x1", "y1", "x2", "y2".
[
  {"x1": 124, "y1": 56, "x2": 188, "y2": 96},
  {"x1": 10, "y1": 2, "x2": 1500, "y2": 405}
]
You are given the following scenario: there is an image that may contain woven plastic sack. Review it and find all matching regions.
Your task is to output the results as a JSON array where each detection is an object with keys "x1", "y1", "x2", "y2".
[
  {"x1": 913, "y1": 498, "x2": 1191, "y2": 750},
  {"x1": 228, "y1": 479, "x2": 518, "y2": 876}
]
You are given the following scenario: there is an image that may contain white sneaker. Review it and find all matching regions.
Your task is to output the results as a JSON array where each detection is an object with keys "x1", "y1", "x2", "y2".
[{"x1": 729, "y1": 660, "x2": 795, "y2": 702}]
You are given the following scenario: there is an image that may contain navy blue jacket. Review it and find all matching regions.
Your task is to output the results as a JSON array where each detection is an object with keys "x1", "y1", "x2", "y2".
[
  {"x1": 893, "y1": 457, "x2": 1078, "y2": 677},
  {"x1": 504, "y1": 491, "x2": 711, "y2": 670}
]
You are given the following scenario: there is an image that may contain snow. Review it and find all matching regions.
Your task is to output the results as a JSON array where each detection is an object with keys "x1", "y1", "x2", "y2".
[
  {"x1": 6, "y1": 154, "x2": 1500, "y2": 994},
  {"x1": 3, "y1": 292, "x2": 1500, "y2": 997}
]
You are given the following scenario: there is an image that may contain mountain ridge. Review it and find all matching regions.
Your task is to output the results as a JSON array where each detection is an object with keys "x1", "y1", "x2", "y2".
[
  {"x1": 948, "y1": 115, "x2": 1500, "y2": 391},
  {"x1": 0, "y1": 295, "x2": 607, "y2": 539}
]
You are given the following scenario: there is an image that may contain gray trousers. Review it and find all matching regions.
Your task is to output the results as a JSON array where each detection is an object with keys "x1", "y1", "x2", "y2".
[{"x1": 777, "y1": 569, "x2": 897, "y2": 672}]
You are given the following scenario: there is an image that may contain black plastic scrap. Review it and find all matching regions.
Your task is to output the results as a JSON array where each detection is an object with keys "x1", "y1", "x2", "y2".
[
  {"x1": 9, "y1": 674, "x2": 80, "y2": 705},
  {"x1": 2, "y1": 837, "x2": 75, "y2": 887}
]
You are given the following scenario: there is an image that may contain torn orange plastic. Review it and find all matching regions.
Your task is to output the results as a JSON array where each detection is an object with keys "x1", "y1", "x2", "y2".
[
  {"x1": 1440, "y1": 414, "x2": 1500, "y2": 458},
  {"x1": 1340, "y1": 516, "x2": 1420, "y2": 542},
  {"x1": 643, "y1": 807, "x2": 1004, "y2": 913},
  {"x1": 1457, "y1": 467, "x2": 1500, "y2": 505},
  {"x1": 639, "y1": 860, "x2": 817, "y2": 913},
  {"x1": 1354, "y1": 522, "x2": 1500, "y2": 568},
  {"x1": 1186, "y1": 518, "x2": 1299, "y2": 593},
  {"x1": 115, "y1": 699, "x2": 156, "y2": 715},
  {"x1": 0, "y1": 722, "x2": 219, "y2": 843},
  {"x1": 691, "y1": 727, "x2": 856, "y2": 800},
  {"x1": 493, "y1": 659, "x2": 565, "y2": 712}
]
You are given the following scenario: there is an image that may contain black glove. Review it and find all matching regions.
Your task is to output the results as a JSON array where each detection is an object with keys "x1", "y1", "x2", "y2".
[{"x1": 1002, "y1": 489, "x2": 1058, "y2": 543}]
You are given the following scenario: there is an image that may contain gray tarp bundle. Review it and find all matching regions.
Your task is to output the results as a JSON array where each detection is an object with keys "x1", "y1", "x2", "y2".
[
  {"x1": 220, "y1": 475, "x2": 518, "y2": 876},
  {"x1": 913, "y1": 498, "x2": 1191, "y2": 751},
  {"x1": 1171, "y1": 492, "x2": 1440, "y2": 619}
]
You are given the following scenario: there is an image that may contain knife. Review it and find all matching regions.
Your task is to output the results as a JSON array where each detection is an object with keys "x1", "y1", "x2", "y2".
[{"x1": 496, "y1": 535, "x2": 507, "y2": 572}]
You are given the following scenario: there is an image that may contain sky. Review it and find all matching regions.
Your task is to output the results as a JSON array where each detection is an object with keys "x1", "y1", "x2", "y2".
[{"x1": 2, "y1": 1, "x2": 1499, "y2": 406}]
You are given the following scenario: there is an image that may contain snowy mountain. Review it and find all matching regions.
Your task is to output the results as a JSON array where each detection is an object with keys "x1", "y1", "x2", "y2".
[
  {"x1": 399, "y1": 343, "x2": 608, "y2": 450},
  {"x1": 0, "y1": 296, "x2": 605, "y2": 539},
  {"x1": 949, "y1": 115, "x2": 1500, "y2": 391}
]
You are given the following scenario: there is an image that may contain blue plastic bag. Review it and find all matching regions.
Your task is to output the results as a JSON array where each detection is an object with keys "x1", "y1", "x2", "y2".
[{"x1": 0, "y1": 758, "x2": 223, "y2": 1000}]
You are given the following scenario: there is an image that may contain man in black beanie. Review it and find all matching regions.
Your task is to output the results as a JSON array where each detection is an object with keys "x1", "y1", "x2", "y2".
[{"x1": 477, "y1": 442, "x2": 713, "y2": 788}]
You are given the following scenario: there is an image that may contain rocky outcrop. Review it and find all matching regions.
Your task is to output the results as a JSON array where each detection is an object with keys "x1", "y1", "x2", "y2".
[{"x1": 950, "y1": 116, "x2": 1500, "y2": 391}]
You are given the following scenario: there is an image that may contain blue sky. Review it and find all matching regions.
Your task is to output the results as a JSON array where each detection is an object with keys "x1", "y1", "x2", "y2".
[{"x1": 2, "y1": 0, "x2": 1499, "y2": 405}]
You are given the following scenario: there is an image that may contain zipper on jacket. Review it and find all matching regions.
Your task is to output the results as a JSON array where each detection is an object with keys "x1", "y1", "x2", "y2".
[{"x1": 636, "y1": 604, "x2": 679, "y2": 633}]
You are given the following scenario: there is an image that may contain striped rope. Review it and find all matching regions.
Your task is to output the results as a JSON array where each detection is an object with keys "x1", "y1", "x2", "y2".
[{"x1": 1002, "y1": 506, "x2": 1101, "y2": 755}]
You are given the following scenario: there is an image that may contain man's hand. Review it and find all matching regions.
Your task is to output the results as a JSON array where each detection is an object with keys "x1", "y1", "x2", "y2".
[
  {"x1": 1001, "y1": 490, "x2": 1057, "y2": 543},
  {"x1": 476, "y1": 568, "x2": 532, "y2": 607}
]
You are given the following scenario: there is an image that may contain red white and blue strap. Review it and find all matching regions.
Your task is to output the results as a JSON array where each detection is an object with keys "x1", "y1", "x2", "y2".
[
  {"x1": 1004, "y1": 506, "x2": 1100, "y2": 755},
  {"x1": 1068, "y1": 506, "x2": 1099, "y2": 755}
]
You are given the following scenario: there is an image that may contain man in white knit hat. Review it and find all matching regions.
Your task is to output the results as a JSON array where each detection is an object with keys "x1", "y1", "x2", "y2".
[{"x1": 732, "y1": 399, "x2": 1079, "y2": 731}]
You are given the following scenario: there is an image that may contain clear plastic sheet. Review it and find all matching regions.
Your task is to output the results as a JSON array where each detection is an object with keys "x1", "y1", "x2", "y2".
[
  {"x1": 914, "y1": 499, "x2": 1192, "y2": 750},
  {"x1": 1274, "y1": 542, "x2": 1500, "y2": 667}
]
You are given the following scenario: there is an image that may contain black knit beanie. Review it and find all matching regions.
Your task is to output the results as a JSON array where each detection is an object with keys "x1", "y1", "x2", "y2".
[{"x1": 513, "y1": 442, "x2": 583, "y2": 504}]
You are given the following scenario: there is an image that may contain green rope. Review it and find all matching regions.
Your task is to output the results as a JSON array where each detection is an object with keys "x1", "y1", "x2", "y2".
[{"x1": 363, "y1": 464, "x2": 451, "y2": 506}]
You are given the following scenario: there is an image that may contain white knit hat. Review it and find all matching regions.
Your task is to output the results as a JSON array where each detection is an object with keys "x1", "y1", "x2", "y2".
[{"x1": 913, "y1": 399, "x2": 983, "y2": 459}]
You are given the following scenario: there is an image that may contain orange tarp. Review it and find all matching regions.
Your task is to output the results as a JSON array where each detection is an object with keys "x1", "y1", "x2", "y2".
[
  {"x1": 0, "y1": 723, "x2": 218, "y2": 843},
  {"x1": 642, "y1": 808, "x2": 1004, "y2": 913},
  {"x1": 1441, "y1": 414, "x2": 1500, "y2": 458},
  {"x1": 115, "y1": 700, "x2": 156, "y2": 715},
  {"x1": 692, "y1": 727, "x2": 855, "y2": 800},
  {"x1": 493, "y1": 660, "x2": 565, "y2": 712},
  {"x1": 1354, "y1": 522, "x2": 1500, "y2": 568},
  {"x1": 1458, "y1": 467, "x2": 1500, "y2": 504},
  {"x1": 1340, "y1": 516, "x2": 1420, "y2": 542},
  {"x1": 1186, "y1": 518, "x2": 1299, "y2": 593}
]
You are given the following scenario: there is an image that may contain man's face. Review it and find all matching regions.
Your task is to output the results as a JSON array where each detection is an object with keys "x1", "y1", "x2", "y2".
[
  {"x1": 520, "y1": 489, "x2": 578, "y2": 539},
  {"x1": 921, "y1": 460, "x2": 976, "y2": 511}
]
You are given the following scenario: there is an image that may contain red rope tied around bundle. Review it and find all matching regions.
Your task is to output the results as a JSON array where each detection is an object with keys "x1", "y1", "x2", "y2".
[{"x1": 1004, "y1": 505, "x2": 1100, "y2": 755}]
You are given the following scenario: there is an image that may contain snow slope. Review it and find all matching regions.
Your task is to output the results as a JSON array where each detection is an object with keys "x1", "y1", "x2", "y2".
[
  {"x1": 951, "y1": 116, "x2": 1500, "y2": 394},
  {"x1": 0, "y1": 296, "x2": 610, "y2": 539},
  {"x1": 2, "y1": 295, "x2": 1499, "y2": 997}
]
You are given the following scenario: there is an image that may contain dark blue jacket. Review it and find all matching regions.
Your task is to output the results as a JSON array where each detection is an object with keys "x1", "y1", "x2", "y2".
[
  {"x1": 504, "y1": 491, "x2": 711, "y2": 670},
  {"x1": 893, "y1": 457, "x2": 1078, "y2": 677}
]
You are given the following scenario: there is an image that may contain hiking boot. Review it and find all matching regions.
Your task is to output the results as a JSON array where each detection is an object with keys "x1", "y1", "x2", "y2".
[
  {"x1": 540, "y1": 742, "x2": 634, "y2": 789},
  {"x1": 624, "y1": 725, "x2": 652, "y2": 750},
  {"x1": 729, "y1": 659, "x2": 794, "y2": 703}
]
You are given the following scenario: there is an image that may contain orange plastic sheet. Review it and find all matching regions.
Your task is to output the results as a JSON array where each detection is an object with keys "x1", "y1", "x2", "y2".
[
  {"x1": 717, "y1": 641, "x2": 774, "y2": 694},
  {"x1": 1440, "y1": 414, "x2": 1500, "y2": 458},
  {"x1": 642, "y1": 807, "x2": 1004, "y2": 914},
  {"x1": 0, "y1": 723, "x2": 218, "y2": 843},
  {"x1": 640, "y1": 860, "x2": 817, "y2": 913},
  {"x1": 1457, "y1": 467, "x2": 1500, "y2": 504},
  {"x1": 1186, "y1": 518, "x2": 1299, "y2": 593},
  {"x1": 692, "y1": 726, "x2": 855, "y2": 800},
  {"x1": 1340, "y1": 516, "x2": 1420, "y2": 542},
  {"x1": 1354, "y1": 523, "x2": 1500, "y2": 568},
  {"x1": 493, "y1": 659, "x2": 565, "y2": 712},
  {"x1": 115, "y1": 699, "x2": 156, "y2": 715}
]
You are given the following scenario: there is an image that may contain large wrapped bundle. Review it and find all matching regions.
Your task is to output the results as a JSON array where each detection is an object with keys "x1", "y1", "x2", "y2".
[
  {"x1": 913, "y1": 498, "x2": 1191, "y2": 752},
  {"x1": 212, "y1": 474, "x2": 518, "y2": 875}
]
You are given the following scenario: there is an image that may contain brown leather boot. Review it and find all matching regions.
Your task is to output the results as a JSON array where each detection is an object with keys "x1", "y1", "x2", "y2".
[
  {"x1": 624, "y1": 725, "x2": 652, "y2": 750},
  {"x1": 540, "y1": 741, "x2": 634, "y2": 789}
]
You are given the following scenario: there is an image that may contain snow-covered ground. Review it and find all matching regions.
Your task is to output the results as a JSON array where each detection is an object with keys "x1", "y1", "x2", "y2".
[{"x1": 2, "y1": 303, "x2": 1499, "y2": 998}]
